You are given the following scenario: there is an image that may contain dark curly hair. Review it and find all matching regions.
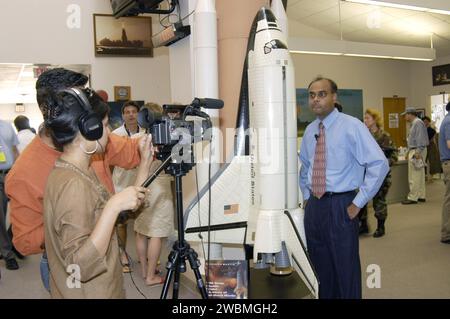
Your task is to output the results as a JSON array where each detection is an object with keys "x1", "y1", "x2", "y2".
[
  {"x1": 44, "y1": 88, "x2": 110, "y2": 147},
  {"x1": 36, "y1": 68, "x2": 89, "y2": 120}
]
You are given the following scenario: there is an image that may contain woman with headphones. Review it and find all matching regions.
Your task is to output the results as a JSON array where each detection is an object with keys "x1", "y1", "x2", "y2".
[{"x1": 42, "y1": 88, "x2": 154, "y2": 298}]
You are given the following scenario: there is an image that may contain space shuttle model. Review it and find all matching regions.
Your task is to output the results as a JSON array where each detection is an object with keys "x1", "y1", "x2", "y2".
[{"x1": 184, "y1": 4, "x2": 318, "y2": 298}]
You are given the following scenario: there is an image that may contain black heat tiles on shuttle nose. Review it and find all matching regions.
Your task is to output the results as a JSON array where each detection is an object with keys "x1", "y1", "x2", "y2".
[{"x1": 256, "y1": 7, "x2": 277, "y2": 23}]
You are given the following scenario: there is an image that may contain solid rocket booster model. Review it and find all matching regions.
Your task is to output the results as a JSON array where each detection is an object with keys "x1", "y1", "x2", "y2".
[{"x1": 184, "y1": 6, "x2": 318, "y2": 297}]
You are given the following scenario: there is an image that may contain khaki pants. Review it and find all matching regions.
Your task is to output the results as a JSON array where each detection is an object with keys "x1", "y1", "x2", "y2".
[
  {"x1": 441, "y1": 161, "x2": 450, "y2": 241},
  {"x1": 407, "y1": 149, "x2": 427, "y2": 201}
]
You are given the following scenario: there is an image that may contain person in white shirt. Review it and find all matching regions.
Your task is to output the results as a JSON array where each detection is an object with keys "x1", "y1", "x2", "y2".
[
  {"x1": 111, "y1": 101, "x2": 143, "y2": 272},
  {"x1": 13, "y1": 115, "x2": 36, "y2": 154}
]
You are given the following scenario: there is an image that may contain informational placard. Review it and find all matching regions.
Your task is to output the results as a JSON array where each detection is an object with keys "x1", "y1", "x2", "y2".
[
  {"x1": 389, "y1": 113, "x2": 399, "y2": 128},
  {"x1": 205, "y1": 260, "x2": 248, "y2": 299}
]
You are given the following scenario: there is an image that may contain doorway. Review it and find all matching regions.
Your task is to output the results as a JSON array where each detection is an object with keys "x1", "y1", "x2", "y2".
[
  {"x1": 383, "y1": 97, "x2": 407, "y2": 148},
  {"x1": 431, "y1": 93, "x2": 449, "y2": 133}
]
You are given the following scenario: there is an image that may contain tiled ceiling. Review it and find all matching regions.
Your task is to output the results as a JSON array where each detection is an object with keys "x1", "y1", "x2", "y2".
[
  {"x1": 0, "y1": 64, "x2": 90, "y2": 104},
  {"x1": 287, "y1": 0, "x2": 450, "y2": 57}
]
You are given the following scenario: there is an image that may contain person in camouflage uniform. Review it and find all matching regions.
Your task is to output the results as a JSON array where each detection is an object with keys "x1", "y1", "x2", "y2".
[{"x1": 358, "y1": 109, "x2": 398, "y2": 238}]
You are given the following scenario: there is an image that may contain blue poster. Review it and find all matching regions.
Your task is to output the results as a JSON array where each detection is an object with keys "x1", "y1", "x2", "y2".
[{"x1": 296, "y1": 88, "x2": 364, "y2": 136}]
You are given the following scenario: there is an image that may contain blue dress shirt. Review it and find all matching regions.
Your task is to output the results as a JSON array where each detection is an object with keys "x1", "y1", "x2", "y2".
[
  {"x1": 299, "y1": 108, "x2": 389, "y2": 208},
  {"x1": 439, "y1": 113, "x2": 450, "y2": 161}
]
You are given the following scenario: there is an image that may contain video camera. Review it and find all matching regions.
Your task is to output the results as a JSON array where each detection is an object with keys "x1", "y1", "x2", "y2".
[{"x1": 137, "y1": 98, "x2": 223, "y2": 154}]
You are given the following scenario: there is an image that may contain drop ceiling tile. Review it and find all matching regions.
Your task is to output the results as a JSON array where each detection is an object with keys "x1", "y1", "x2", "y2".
[
  {"x1": 430, "y1": 21, "x2": 450, "y2": 36},
  {"x1": 339, "y1": 1, "x2": 375, "y2": 19},
  {"x1": 326, "y1": 22, "x2": 360, "y2": 35},
  {"x1": 429, "y1": 13, "x2": 450, "y2": 23},
  {"x1": 287, "y1": 5, "x2": 318, "y2": 20},
  {"x1": 287, "y1": 0, "x2": 304, "y2": 8},
  {"x1": 403, "y1": 12, "x2": 446, "y2": 26},
  {"x1": 381, "y1": 7, "x2": 420, "y2": 19}
]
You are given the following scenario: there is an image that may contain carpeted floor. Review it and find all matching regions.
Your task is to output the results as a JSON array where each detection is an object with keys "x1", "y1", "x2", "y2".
[
  {"x1": 0, "y1": 179, "x2": 448, "y2": 299},
  {"x1": 360, "y1": 178, "x2": 450, "y2": 299}
]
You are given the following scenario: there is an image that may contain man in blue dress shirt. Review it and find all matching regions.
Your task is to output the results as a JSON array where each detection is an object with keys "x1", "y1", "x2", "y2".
[
  {"x1": 299, "y1": 77, "x2": 389, "y2": 299},
  {"x1": 439, "y1": 101, "x2": 450, "y2": 244}
]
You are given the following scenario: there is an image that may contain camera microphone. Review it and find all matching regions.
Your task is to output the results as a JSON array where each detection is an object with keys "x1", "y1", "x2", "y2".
[{"x1": 191, "y1": 98, "x2": 224, "y2": 109}]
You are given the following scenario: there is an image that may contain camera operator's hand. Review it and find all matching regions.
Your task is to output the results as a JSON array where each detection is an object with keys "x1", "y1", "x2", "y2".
[
  {"x1": 135, "y1": 134, "x2": 155, "y2": 186},
  {"x1": 109, "y1": 186, "x2": 148, "y2": 213},
  {"x1": 138, "y1": 134, "x2": 155, "y2": 162}
]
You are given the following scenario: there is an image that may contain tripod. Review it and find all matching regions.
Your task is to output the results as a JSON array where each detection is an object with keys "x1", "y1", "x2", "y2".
[
  {"x1": 117, "y1": 152, "x2": 208, "y2": 299},
  {"x1": 160, "y1": 163, "x2": 208, "y2": 299}
]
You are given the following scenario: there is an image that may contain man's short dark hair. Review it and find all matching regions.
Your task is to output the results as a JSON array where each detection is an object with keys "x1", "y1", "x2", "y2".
[
  {"x1": 422, "y1": 116, "x2": 431, "y2": 122},
  {"x1": 447, "y1": 101, "x2": 450, "y2": 112},
  {"x1": 121, "y1": 101, "x2": 140, "y2": 114},
  {"x1": 308, "y1": 77, "x2": 338, "y2": 93},
  {"x1": 14, "y1": 115, "x2": 31, "y2": 131},
  {"x1": 36, "y1": 68, "x2": 89, "y2": 120}
]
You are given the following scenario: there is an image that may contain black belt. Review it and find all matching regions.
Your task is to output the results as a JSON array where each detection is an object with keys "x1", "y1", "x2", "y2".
[{"x1": 311, "y1": 190, "x2": 356, "y2": 199}]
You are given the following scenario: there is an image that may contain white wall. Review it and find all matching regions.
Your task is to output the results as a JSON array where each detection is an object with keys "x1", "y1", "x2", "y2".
[
  {"x1": 409, "y1": 55, "x2": 450, "y2": 113},
  {"x1": 0, "y1": 0, "x2": 171, "y2": 111},
  {"x1": 292, "y1": 54, "x2": 412, "y2": 112}
]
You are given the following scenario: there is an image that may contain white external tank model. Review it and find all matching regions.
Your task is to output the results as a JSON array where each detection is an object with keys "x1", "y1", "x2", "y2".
[{"x1": 184, "y1": 5, "x2": 318, "y2": 298}]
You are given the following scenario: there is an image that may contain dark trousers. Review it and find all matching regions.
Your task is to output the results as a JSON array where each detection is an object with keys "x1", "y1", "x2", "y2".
[
  {"x1": 305, "y1": 191, "x2": 361, "y2": 299},
  {"x1": 0, "y1": 190, "x2": 13, "y2": 259}
]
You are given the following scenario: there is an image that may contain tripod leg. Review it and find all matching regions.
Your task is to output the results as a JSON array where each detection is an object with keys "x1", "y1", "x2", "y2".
[
  {"x1": 192, "y1": 266, "x2": 208, "y2": 299},
  {"x1": 172, "y1": 259, "x2": 181, "y2": 299},
  {"x1": 160, "y1": 267, "x2": 174, "y2": 299},
  {"x1": 160, "y1": 250, "x2": 179, "y2": 299},
  {"x1": 186, "y1": 248, "x2": 208, "y2": 299}
]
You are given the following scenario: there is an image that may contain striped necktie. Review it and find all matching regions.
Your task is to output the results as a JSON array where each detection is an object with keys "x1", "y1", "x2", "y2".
[{"x1": 312, "y1": 122, "x2": 326, "y2": 199}]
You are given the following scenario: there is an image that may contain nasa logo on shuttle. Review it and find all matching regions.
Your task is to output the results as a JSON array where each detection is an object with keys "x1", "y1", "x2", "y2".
[{"x1": 263, "y1": 39, "x2": 288, "y2": 55}]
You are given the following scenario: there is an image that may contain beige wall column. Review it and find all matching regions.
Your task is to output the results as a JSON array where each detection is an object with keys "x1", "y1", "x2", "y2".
[{"x1": 216, "y1": 0, "x2": 269, "y2": 161}]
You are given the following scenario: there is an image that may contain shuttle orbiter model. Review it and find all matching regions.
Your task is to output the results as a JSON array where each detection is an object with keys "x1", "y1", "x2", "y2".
[{"x1": 184, "y1": 5, "x2": 318, "y2": 298}]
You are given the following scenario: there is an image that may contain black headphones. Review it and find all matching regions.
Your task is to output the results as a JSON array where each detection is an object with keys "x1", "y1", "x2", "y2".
[{"x1": 60, "y1": 88, "x2": 103, "y2": 141}]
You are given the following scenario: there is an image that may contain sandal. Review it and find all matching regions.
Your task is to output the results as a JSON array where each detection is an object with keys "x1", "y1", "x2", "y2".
[{"x1": 122, "y1": 264, "x2": 132, "y2": 273}]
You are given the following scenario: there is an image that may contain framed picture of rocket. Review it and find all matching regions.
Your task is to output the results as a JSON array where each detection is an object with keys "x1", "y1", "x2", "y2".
[
  {"x1": 432, "y1": 64, "x2": 450, "y2": 86},
  {"x1": 93, "y1": 14, "x2": 153, "y2": 57}
]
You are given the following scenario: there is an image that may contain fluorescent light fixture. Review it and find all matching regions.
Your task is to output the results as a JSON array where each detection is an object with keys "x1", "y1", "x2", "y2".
[
  {"x1": 289, "y1": 37, "x2": 436, "y2": 61},
  {"x1": 344, "y1": 53, "x2": 392, "y2": 59},
  {"x1": 391, "y1": 56, "x2": 434, "y2": 61},
  {"x1": 342, "y1": 0, "x2": 450, "y2": 15},
  {"x1": 290, "y1": 51, "x2": 343, "y2": 56}
]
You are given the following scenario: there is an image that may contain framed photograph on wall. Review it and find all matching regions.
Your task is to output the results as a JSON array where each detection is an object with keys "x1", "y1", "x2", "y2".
[
  {"x1": 432, "y1": 64, "x2": 450, "y2": 86},
  {"x1": 114, "y1": 86, "x2": 131, "y2": 101},
  {"x1": 93, "y1": 14, "x2": 153, "y2": 57}
]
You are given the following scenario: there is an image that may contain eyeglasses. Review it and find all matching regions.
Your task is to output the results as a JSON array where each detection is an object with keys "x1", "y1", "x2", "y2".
[{"x1": 309, "y1": 90, "x2": 330, "y2": 99}]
